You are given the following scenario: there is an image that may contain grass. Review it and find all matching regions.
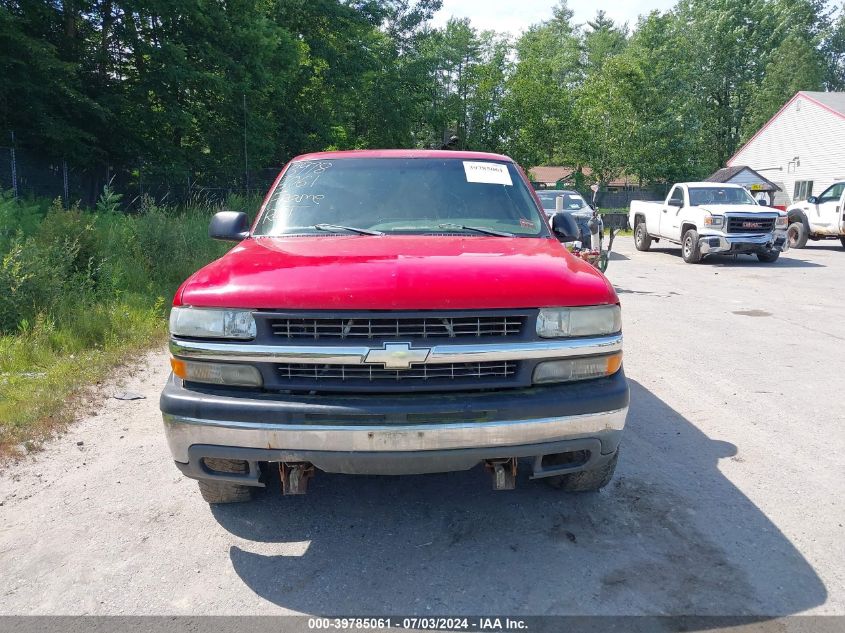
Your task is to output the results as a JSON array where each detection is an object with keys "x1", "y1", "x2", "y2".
[
  {"x1": 0, "y1": 190, "x2": 242, "y2": 456},
  {"x1": 0, "y1": 302, "x2": 167, "y2": 452}
]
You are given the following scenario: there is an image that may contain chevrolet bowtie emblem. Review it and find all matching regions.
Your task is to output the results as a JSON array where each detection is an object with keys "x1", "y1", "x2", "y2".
[{"x1": 364, "y1": 342, "x2": 431, "y2": 369}]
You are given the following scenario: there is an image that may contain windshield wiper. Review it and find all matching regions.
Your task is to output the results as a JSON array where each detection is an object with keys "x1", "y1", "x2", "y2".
[
  {"x1": 437, "y1": 223, "x2": 515, "y2": 237},
  {"x1": 313, "y1": 223, "x2": 384, "y2": 236}
]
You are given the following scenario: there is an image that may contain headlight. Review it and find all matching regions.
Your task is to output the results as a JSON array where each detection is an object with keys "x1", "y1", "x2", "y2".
[
  {"x1": 533, "y1": 353, "x2": 623, "y2": 384},
  {"x1": 169, "y1": 307, "x2": 256, "y2": 339},
  {"x1": 704, "y1": 215, "x2": 724, "y2": 228},
  {"x1": 170, "y1": 358, "x2": 263, "y2": 387},
  {"x1": 536, "y1": 305, "x2": 621, "y2": 338},
  {"x1": 775, "y1": 215, "x2": 788, "y2": 228}
]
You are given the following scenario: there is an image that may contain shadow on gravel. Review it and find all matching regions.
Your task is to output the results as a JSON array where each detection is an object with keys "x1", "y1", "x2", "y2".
[
  {"x1": 796, "y1": 243, "x2": 844, "y2": 252},
  {"x1": 644, "y1": 248, "x2": 824, "y2": 268},
  {"x1": 211, "y1": 381, "x2": 826, "y2": 619}
]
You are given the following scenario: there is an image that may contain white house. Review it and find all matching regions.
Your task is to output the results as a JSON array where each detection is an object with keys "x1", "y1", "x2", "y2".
[{"x1": 728, "y1": 91, "x2": 845, "y2": 207}]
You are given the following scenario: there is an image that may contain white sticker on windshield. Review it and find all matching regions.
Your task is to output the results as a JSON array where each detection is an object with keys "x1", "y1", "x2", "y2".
[{"x1": 463, "y1": 161, "x2": 513, "y2": 186}]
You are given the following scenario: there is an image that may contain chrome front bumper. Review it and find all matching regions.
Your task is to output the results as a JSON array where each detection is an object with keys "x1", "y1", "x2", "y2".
[
  {"x1": 164, "y1": 406, "x2": 627, "y2": 479},
  {"x1": 163, "y1": 407, "x2": 628, "y2": 465},
  {"x1": 699, "y1": 231, "x2": 789, "y2": 255}
]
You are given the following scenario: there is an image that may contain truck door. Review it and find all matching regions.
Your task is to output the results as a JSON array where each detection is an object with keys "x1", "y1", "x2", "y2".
[
  {"x1": 811, "y1": 183, "x2": 845, "y2": 235},
  {"x1": 661, "y1": 186, "x2": 685, "y2": 241}
]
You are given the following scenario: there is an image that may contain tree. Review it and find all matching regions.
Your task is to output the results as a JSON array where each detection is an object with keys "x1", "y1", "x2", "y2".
[
  {"x1": 0, "y1": 2, "x2": 105, "y2": 163},
  {"x1": 743, "y1": 35, "x2": 825, "y2": 140},
  {"x1": 674, "y1": 0, "x2": 771, "y2": 167},
  {"x1": 620, "y1": 10, "x2": 709, "y2": 183},
  {"x1": 583, "y1": 10, "x2": 628, "y2": 74},
  {"x1": 1, "y1": 0, "x2": 840, "y2": 201},
  {"x1": 823, "y1": 3, "x2": 845, "y2": 89},
  {"x1": 576, "y1": 56, "x2": 642, "y2": 184},
  {"x1": 463, "y1": 31, "x2": 510, "y2": 152},
  {"x1": 500, "y1": 1, "x2": 583, "y2": 167}
]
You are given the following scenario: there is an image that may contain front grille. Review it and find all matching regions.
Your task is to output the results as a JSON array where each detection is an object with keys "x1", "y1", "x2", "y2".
[
  {"x1": 726, "y1": 216, "x2": 775, "y2": 234},
  {"x1": 268, "y1": 315, "x2": 525, "y2": 339},
  {"x1": 276, "y1": 361, "x2": 517, "y2": 383}
]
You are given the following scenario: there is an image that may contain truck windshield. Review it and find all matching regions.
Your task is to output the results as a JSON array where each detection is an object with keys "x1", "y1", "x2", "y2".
[
  {"x1": 254, "y1": 158, "x2": 548, "y2": 237},
  {"x1": 688, "y1": 187, "x2": 757, "y2": 206},
  {"x1": 536, "y1": 191, "x2": 588, "y2": 211}
]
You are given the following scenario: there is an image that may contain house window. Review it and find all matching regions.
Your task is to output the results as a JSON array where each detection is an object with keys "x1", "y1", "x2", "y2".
[{"x1": 793, "y1": 181, "x2": 813, "y2": 201}]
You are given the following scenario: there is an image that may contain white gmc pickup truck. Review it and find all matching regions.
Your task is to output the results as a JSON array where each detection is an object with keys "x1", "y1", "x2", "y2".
[
  {"x1": 629, "y1": 182, "x2": 789, "y2": 263},
  {"x1": 785, "y1": 182, "x2": 845, "y2": 249}
]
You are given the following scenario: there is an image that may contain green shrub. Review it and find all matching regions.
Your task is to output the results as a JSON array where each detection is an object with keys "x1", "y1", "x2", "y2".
[
  {"x1": 94, "y1": 181, "x2": 123, "y2": 215},
  {"x1": 0, "y1": 192, "x2": 48, "y2": 251},
  {"x1": 0, "y1": 234, "x2": 73, "y2": 332},
  {"x1": 0, "y1": 189, "x2": 231, "y2": 454}
]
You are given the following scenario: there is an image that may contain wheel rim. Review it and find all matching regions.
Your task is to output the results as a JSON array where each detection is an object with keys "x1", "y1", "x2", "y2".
[
  {"x1": 636, "y1": 226, "x2": 644, "y2": 244},
  {"x1": 787, "y1": 226, "x2": 799, "y2": 247},
  {"x1": 683, "y1": 236, "x2": 692, "y2": 257}
]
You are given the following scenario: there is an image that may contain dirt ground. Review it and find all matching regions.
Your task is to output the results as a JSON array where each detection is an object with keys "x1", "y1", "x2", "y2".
[{"x1": 0, "y1": 237, "x2": 843, "y2": 617}]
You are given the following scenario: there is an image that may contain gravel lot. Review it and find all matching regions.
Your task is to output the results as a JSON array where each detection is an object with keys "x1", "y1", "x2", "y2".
[{"x1": 0, "y1": 237, "x2": 843, "y2": 617}]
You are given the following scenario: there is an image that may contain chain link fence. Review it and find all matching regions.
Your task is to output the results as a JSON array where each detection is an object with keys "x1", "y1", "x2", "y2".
[
  {"x1": 593, "y1": 188, "x2": 670, "y2": 210},
  {"x1": 1, "y1": 142, "x2": 674, "y2": 210},
  {"x1": 0, "y1": 143, "x2": 282, "y2": 208}
]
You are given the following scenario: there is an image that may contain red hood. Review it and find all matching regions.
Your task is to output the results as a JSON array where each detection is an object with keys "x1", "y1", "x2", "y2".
[{"x1": 176, "y1": 236, "x2": 617, "y2": 310}]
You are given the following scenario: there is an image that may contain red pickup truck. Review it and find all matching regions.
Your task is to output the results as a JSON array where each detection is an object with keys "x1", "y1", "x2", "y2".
[{"x1": 160, "y1": 150, "x2": 628, "y2": 503}]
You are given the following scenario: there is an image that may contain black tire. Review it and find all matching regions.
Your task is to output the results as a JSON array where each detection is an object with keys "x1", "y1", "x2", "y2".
[
  {"x1": 682, "y1": 228, "x2": 702, "y2": 263},
  {"x1": 840, "y1": 237, "x2": 845, "y2": 249},
  {"x1": 756, "y1": 249, "x2": 780, "y2": 263},
  {"x1": 197, "y1": 458, "x2": 254, "y2": 504},
  {"x1": 787, "y1": 221, "x2": 809, "y2": 249},
  {"x1": 634, "y1": 222, "x2": 652, "y2": 251},
  {"x1": 545, "y1": 449, "x2": 619, "y2": 492}
]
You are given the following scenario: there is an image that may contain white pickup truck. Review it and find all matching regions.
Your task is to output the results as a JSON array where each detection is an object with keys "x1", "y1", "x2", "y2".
[
  {"x1": 785, "y1": 182, "x2": 845, "y2": 249},
  {"x1": 629, "y1": 182, "x2": 789, "y2": 263}
]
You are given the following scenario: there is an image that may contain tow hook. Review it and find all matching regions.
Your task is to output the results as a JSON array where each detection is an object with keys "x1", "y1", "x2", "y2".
[
  {"x1": 279, "y1": 462, "x2": 315, "y2": 495},
  {"x1": 485, "y1": 457, "x2": 517, "y2": 490}
]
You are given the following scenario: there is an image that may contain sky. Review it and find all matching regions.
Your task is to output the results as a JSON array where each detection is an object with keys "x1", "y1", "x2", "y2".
[{"x1": 432, "y1": 0, "x2": 678, "y2": 35}]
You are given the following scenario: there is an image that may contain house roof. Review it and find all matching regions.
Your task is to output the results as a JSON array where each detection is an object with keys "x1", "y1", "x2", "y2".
[
  {"x1": 729, "y1": 91, "x2": 845, "y2": 165},
  {"x1": 529, "y1": 165, "x2": 633, "y2": 188},
  {"x1": 705, "y1": 165, "x2": 781, "y2": 191},
  {"x1": 706, "y1": 165, "x2": 747, "y2": 183},
  {"x1": 530, "y1": 166, "x2": 575, "y2": 184},
  {"x1": 800, "y1": 91, "x2": 845, "y2": 117}
]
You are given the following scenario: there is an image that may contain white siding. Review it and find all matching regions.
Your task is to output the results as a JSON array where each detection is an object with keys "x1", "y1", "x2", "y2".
[
  {"x1": 727, "y1": 168, "x2": 761, "y2": 186},
  {"x1": 729, "y1": 94, "x2": 845, "y2": 204}
]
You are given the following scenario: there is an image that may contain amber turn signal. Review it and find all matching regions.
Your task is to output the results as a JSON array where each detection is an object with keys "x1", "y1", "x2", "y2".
[{"x1": 170, "y1": 357, "x2": 187, "y2": 379}]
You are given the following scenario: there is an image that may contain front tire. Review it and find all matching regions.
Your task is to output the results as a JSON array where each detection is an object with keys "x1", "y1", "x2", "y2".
[
  {"x1": 546, "y1": 449, "x2": 619, "y2": 492},
  {"x1": 840, "y1": 237, "x2": 845, "y2": 249},
  {"x1": 787, "y1": 222, "x2": 809, "y2": 249},
  {"x1": 682, "y1": 229, "x2": 702, "y2": 263},
  {"x1": 634, "y1": 222, "x2": 652, "y2": 251},
  {"x1": 756, "y1": 249, "x2": 780, "y2": 263},
  {"x1": 197, "y1": 458, "x2": 255, "y2": 504}
]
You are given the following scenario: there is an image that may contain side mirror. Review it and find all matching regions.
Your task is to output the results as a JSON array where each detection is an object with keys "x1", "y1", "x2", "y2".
[
  {"x1": 552, "y1": 213, "x2": 580, "y2": 242},
  {"x1": 670, "y1": 199, "x2": 683, "y2": 207},
  {"x1": 806, "y1": 196, "x2": 818, "y2": 204},
  {"x1": 209, "y1": 211, "x2": 250, "y2": 241}
]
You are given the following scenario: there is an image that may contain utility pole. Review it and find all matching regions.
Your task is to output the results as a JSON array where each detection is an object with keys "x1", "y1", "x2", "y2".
[
  {"x1": 243, "y1": 93, "x2": 249, "y2": 195},
  {"x1": 62, "y1": 159, "x2": 69, "y2": 207},
  {"x1": 10, "y1": 131, "x2": 18, "y2": 200}
]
